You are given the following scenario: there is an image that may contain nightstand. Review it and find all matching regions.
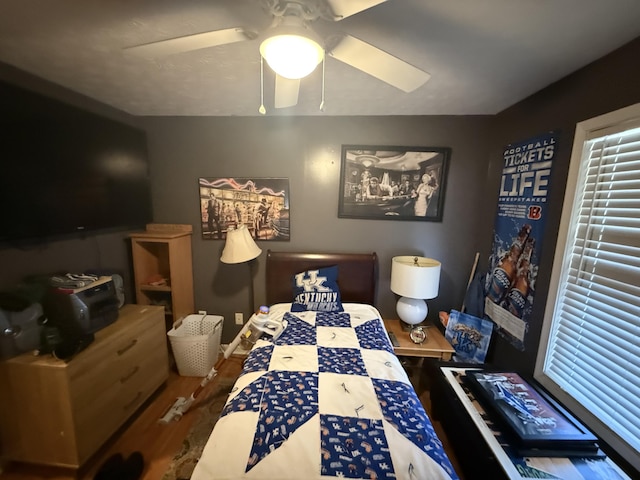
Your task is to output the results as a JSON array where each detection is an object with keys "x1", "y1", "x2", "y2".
[{"x1": 383, "y1": 318, "x2": 455, "y2": 390}]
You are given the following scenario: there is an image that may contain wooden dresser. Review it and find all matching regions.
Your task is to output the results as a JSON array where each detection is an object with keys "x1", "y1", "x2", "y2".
[{"x1": 0, "y1": 304, "x2": 169, "y2": 468}]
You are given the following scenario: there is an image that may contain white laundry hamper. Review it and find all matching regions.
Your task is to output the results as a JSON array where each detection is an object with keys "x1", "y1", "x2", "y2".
[{"x1": 167, "y1": 313, "x2": 223, "y2": 377}]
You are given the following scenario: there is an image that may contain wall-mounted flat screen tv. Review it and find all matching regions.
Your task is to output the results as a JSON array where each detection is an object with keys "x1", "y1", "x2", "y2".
[{"x1": 0, "y1": 80, "x2": 152, "y2": 243}]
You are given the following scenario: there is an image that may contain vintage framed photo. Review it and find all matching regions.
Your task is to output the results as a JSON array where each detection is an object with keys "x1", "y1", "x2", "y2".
[
  {"x1": 338, "y1": 145, "x2": 450, "y2": 221},
  {"x1": 465, "y1": 371, "x2": 599, "y2": 453},
  {"x1": 198, "y1": 177, "x2": 290, "y2": 241}
]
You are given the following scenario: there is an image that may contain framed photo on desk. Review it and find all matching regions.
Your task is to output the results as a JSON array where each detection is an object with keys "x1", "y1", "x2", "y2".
[
  {"x1": 436, "y1": 367, "x2": 630, "y2": 479},
  {"x1": 465, "y1": 371, "x2": 598, "y2": 452}
]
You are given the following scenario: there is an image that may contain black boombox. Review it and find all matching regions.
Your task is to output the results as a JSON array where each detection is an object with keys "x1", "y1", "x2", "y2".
[{"x1": 43, "y1": 276, "x2": 120, "y2": 339}]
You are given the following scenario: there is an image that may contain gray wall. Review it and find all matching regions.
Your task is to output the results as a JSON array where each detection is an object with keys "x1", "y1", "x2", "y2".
[
  {"x1": 142, "y1": 115, "x2": 492, "y2": 342},
  {"x1": 481, "y1": 36, "x2": 640, "y2": 375}
]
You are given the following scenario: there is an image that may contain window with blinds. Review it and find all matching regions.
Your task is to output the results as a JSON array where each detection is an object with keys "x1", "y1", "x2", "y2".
[{"x1": 535, "y1": 102, "x2": 640, "y2": 471}]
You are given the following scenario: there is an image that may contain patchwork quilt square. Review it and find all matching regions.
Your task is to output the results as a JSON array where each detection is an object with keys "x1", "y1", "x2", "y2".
[
  {"x1": 355, "y1": 318, "x2": 395, "y2": 354},
  {"x1": 274, "y1": 313, "x2": 316, "y2": 346},
  {"x1": 317, "y1": 372, "x2": 382, "y2": 420},
  {"x1": 320, "y1": 414, "x2": 394, "y2": 479},
  {"x1": 315, "y1": 311, "x2": 351, "y2": 327},
  {"x1": 268, "y1": 345, "x2": 319, "y2": 372},
  {"x1": 318, "y1": 346, "x2": 367, "y2": 376},
  {"x1": 316, "y1": 325, "x2": 360, "y2": 349}
]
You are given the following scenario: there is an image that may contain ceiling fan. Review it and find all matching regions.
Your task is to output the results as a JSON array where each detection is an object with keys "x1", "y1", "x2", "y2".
[{"x1": 125, "y1": 0, "x2": 430, "y2": 112}]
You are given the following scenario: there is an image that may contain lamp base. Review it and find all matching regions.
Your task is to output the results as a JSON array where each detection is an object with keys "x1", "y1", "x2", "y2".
[{"x1": 396, "y1": 296, "x2": 428, "y2": 330}]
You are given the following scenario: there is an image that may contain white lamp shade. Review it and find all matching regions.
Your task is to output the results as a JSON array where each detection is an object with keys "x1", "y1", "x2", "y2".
[
  {"x1": 220, "y1": 225, "x2": 262, "y2": 264},
  {"x1": 390, "y1": 256, "x2": 441, "y2": 299}
]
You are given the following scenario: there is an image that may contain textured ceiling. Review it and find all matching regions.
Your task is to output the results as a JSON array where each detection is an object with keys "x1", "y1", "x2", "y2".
[{"x1": 1, "y1": 0, "x2": 639, "y2": 117}]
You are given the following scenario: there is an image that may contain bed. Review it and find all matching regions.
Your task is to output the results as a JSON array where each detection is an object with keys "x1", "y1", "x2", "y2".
[{"x1": 191, "y1": 251, "x2": 459, "y2": 480}]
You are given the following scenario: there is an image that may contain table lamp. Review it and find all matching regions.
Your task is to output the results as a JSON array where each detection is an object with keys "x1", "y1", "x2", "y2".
[
  {"x1": 221, "y1": 224, "x2": 262, "y2": 312},
  {"x1": 390, "y1": 256, "x2": 441, "y2": 332}
]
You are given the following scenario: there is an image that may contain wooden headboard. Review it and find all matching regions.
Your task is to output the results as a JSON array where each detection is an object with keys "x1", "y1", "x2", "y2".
[{"x1": 265, "y1": 250, "x2": 378, "y2": 306}]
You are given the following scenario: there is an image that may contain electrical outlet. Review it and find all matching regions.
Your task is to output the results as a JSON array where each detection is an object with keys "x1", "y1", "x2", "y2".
[{"x1": 235, "y1": 312, "x2": 243, "y2": 325}]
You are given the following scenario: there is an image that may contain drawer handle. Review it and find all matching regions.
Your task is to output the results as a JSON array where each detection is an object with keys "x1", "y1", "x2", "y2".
[
  {"x1": 120, "y1": 365, "x2": 140, "y2": 383},
  {"x1": 123, "y1": 391, "x2": 142, "y2": 410},
  {"x1": 117, "y1": 339, "x2": 138, "y2": 356}
]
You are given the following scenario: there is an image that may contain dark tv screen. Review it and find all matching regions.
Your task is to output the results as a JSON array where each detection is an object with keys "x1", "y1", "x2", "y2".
[{"x1": 0, "y1": 81, "x2": 152, "y2": 243}]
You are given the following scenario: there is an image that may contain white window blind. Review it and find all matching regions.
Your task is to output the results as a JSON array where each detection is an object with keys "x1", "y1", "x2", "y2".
[{"x1": 536, "y1": 103, "x2": 640, "y2": 471}]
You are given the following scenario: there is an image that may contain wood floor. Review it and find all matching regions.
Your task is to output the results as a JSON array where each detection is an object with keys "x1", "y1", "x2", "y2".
[{"x1": 0, "y1": 355, "x2": 464, "y2": 480}]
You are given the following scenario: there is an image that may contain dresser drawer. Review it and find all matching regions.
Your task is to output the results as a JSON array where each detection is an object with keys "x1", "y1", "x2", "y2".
[
  {"x1": 73, "y1": 340, "x2": 168, "y2": 463},
  {"x1": 70, "y1": 306, "x2": 168, "y2": 464},
  {"x1": 69, "y1": 310, "x2": 166, "y2": 405}
]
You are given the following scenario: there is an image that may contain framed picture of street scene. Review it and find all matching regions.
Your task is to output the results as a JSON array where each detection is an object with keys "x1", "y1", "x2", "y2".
[
  {"x1": 198, "y1": 177, "x2": 290, "y2": 241},
  {"x1": 338, "y1": 145, "x2": 450, "y2": 221}
]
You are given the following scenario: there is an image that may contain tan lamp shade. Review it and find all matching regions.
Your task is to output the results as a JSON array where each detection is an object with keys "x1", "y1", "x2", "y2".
[{"x1": 220, "y1": 225, "x2": 262, "y2": 264}]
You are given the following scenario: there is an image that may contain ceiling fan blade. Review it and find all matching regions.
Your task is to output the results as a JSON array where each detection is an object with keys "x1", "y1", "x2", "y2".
[
  {"x1": 328, "y1": 34, "x2": 430, "y2": 93},
  {"x1": 326, "y1": 0, "x2": 387, "y2": 20},
  {"x1": 124, "y1": 27, "x2": 253, "y2": 58},
  {"x1": 274, "y1": 75, "x2": 300, "y2": 109}
]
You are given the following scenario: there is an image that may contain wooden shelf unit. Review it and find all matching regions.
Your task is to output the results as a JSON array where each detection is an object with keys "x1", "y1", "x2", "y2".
[{"x1": 129, "y1": 224, "x2": 195, "y2": 329}]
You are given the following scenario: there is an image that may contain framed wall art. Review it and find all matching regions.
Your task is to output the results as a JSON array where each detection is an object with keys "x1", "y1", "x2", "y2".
[
  {"x1": 198, "y1": 177, "x2": 290, "y2": 241},
  {"x1": 338, "y1": 145, "x2": 450, "y2": 222}
]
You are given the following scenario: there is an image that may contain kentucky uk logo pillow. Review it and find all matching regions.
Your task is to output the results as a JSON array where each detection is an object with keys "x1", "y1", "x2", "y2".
[{"x1": 291, "y1": 265, "x2": 344, "y2": 312}]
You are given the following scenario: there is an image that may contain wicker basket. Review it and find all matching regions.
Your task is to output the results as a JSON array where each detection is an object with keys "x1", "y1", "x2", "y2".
[{"x1": 167, "y1": 313, "x2": 223, "y2": 377}]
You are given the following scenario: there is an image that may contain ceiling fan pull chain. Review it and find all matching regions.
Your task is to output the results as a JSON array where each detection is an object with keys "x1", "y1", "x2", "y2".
[
  {"x1": 259, "y1": 56, "x2": 266, "y2": 115},
  {"x1": 319, "y1": 57, "x2": 325, "y2": 111}
]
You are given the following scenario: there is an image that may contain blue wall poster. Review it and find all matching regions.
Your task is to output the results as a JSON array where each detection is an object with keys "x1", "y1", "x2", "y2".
[{"x1": 484, "y1": 132, "x2": 558, "y2": 350}]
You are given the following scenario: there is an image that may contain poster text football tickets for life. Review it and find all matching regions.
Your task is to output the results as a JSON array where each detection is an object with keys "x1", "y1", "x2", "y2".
[{"x1": 485, "y1": 132, "x2": 558, "y2": 350}]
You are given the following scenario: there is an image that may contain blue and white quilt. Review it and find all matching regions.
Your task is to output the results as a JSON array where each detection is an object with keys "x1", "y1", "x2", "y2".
[{"x1": 192, "y1": 303, "x2": 458, "y2": 480}]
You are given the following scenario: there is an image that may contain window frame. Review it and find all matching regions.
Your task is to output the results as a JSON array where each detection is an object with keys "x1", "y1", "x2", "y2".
[{"x1": 534, "y1": 102, "x2": 640, "y2": 472}]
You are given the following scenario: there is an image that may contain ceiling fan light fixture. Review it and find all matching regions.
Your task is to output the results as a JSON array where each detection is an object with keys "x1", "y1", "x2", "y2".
[
  {"x1": 259, "y1": 16, "x2": 324, "y2": 80},
  {"x1": 260, "y1": 34, "x2": 323, "y2": 79}
]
